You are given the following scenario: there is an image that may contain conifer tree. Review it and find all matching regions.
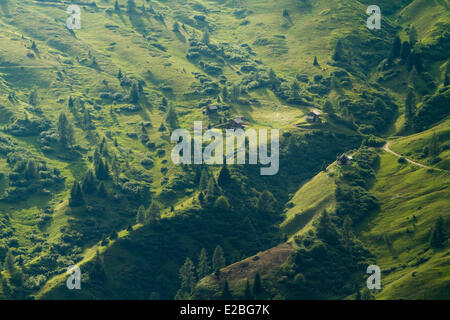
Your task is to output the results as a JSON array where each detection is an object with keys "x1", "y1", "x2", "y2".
[
  {"x1": 313, "y1": 56, "x2": 319, "y2": 66},
  {"x1": 57, "y1": 112, "x2": 75, "y2": 148},
  {"x1": 206, "y1": 176, "x2": 220, "y2": 205},
  {"x1": 147, "y1": 201, "x2": 160, "y2": 222},
  {"x1": 212, "y1": 245, "x2": 225, "y2": 272},
  {"x1": 69, "y1": 181, "x2": 84, "y2": 207},
  {"x1": 176, "y1": 258, "x2": 196, "y2": 299},
  {"x1": 218, "y1": 165, "x2": 231, "y2": 187},
  {"x1": 197, "y1": 248, "x2": 211, "y2": 279},
  {"x1": 400, "y1": 41, "x2": 410, "y2": 62},
  {"x1": 136, "y1": 205, "x2": 146, "y2": 224},
  {"x1": 221, "y1": 280, "x2": 232, "y2": 299},
  {"x1": 391, "y1": 36, "x2": 401, "y2": 59},
  {"x1": 316, "y1": 210, "x2": 340, "y2": 245},
  {"x1": 222, "y1": 86, "x2": 228, "y2": 101},
  {"x1": 130, "y1": 82, "x2": 139, "y2": 103},
  {"x1": 198, "y1": 192, "x2": 205, "y2": 206},
  {"x1": 333, "y1": 40, "x2": 344, "y2": 61},
  {"x1": 244, "y1": 279, "x2": 253, "y2": 299},
  {"x1": 165, "y1": 105, "x2": 178, "y2": 129},
  {"x1": 4, "y1": 250, "x2": 15, "y2": 271},
  {"x1": 82, "y1": 169, "x2": 97, "y2": 193},
  {"x1": 430, "y1": 131, "x2": 440, "y2": 158},
  {"x1": 430, "y1": 216, "x2": 445, "y2": 248},
  {"x1": 253, "y1": 272, "x2": 263, "y2": 296}
]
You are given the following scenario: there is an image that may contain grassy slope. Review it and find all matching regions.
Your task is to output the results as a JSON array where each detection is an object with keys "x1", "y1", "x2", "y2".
[
  {"x1": 359, "y1": 150, "x2": 450, "y2": 299},
  {"x1": 389, "y1": 117, "x2": 450, "y2": 170},
  {"x1": 280, "y1": 170, "x2": 335, "y2": 238},
  {"x1": 0, "y1": 0, "x2": 448, "y2": 299}
]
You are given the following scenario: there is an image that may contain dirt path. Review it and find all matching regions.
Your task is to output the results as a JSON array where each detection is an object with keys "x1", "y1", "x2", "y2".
[{"x1": 382, "y1": 141, "x2": 430, "y2": 169}]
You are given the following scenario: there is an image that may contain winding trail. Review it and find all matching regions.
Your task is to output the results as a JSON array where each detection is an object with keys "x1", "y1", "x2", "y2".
[{"x1": 382, "y1": 141, "x2": 430, "y2": 169}]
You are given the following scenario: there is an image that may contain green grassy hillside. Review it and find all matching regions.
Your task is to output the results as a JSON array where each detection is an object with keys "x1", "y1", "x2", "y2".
[{"x1": 0, "y1": 0, "x2": 448, "y2": 300}]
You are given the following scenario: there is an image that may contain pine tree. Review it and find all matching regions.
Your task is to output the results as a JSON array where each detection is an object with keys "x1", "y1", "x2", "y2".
[
  {"x1": 165, "y1": 105, "x2": 178, "y2": 128},
  {"x1": 206, "y1": 176, "x2": 220, "y2": 205},
  {"x1": 136, "y1": 205, "x2": 146, "y2": 224},
  {"x1": 313, "y1": 56, "x2": 319, "y2": 66},
  {"x1": 231, "y1": 84, "x2": 240, "y2": 103},
  {"x1": 253, "y1": 272, "x2": 263, "y2": 296},
  {"x1": 244, "y1": 279, "x2": 253, "y2": 299},
  {"x1": 212, "y1": 245, "x2": 225, "y2": 272},
  {"x1": 400, "y1": 41, "x2": 411, "y2": 62},
  {"x1": 221, "y1": 280, "x2": 232, "y2": 299},
  {"x1": 66, "y1": 96, "x2": 74, "y2": 110},
  {"x1": 82, "y1": 169, "x2": 97, "y2": 193},
  {"x1": 114, "y1": 0, "x2": 120, "y2": 11},
  {"x1": 316, "y1": 210, "x2": 340, "y2": 245},
  {"x1": 57, "y1": 112, "x2": 75, "y2": 148},
  {"x1": 430, "y1": 131, "x2": 440, "y2": 158},
  {"x1": 130, "y1": 82, "x2": 139, "y2": 103},
  {"x1": 430, "y1": 216, "x2": 445, "y2": 248},
  {"x1": 177, "y1": 258, "x2": 196, "y2": 299},
  {"x1": 197, "y1": 248, "x2": 211, "y2": 279},
  {"x1": 95, "y1": 158, "x2": 110, "y2": 180},
  {"x1": 333, "y1": 40, "x2": 344, "y2": 61},
  {"x1": 69, "y1": 181, "x2": 84, "y2": 207},
  {"x1": 414, "y1": 52, "x2": 424, "y2": 73},
  {"x1": 218, "y1": 165, "x2": 231, "y2": 187},
  {"x1": 198, "y1": 192, "x2": 205, "y2": 206},
  {"x1": 147, "y1": 201, "x2": 160, "y2": 222},
  {"x1": 290, "y1": 80, "x2": 300, "y2": 101},
  {"x1": 222, "y1": 86, "x2": 228, "y2": 101},
  {"x1": 391, "y1": 36, "x2": 401, "y2": 59},
  {"x1": 268, "y1": 68, "x2": 279, "y2": 90},
  {"x1": 4, "y1": 250, "x2": 15, "y2": 271}
]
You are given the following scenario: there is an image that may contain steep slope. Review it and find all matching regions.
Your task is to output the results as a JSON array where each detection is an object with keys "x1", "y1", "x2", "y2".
[{"x1": 0, "y1": 0, "x2": 448, "y2": 300}]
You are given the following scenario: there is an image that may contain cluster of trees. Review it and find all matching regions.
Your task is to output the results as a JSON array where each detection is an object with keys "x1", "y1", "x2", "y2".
[
  {"x1": 175, "y1": 245, "x2": 227, "y2": 299},
  {"x1": 136, "y1": 202, "x2": 160, "y2": 224},
  {"x1": 69, "y1": 138, "x2": 115, "y2": 207}
]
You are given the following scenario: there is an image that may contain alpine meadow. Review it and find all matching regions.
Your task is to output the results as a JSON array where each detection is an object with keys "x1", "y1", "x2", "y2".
[{"x1": 0, "y1": 0, "x2": 448, "y2": 302}]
